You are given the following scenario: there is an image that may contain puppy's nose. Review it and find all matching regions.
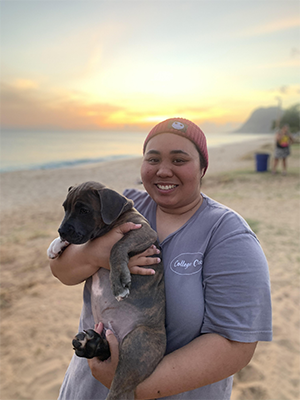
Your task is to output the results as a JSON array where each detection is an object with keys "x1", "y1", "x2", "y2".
[
  {"x1": 58, "y1": 227, "x2": 65, "y2": 237},
  {"x1": 58, "y1": 224, "x2": 74, "y2": 238}
]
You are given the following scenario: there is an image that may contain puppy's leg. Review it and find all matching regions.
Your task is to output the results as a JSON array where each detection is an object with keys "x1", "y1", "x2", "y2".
[
  {"x1": 47, "y1": 237, "x2": 69, "y2": 259},
  {"x1": 72, "y1": 329, "x2": 110, "y2": 361},
  {"x1": 109, "y1": 241, "x2": 133, "y2": 301},
  {"x1": 109, "y1": 231, "x2": 157, "y2": 300},
  {"x1": 106, "y1": 326, "x2": 166, "y2": 400},
  {"x1": 110, "y1": 253, "x2": 131, "y2": 302}
]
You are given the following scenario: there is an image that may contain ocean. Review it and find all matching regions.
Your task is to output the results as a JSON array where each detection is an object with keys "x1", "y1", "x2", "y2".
[{"x1": 0, "y1": 130, "x2": 270, "y2": 173}]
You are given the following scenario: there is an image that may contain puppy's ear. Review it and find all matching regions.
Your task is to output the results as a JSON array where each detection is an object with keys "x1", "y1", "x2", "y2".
[
  {"x1": 68, "y1": 186, "x2": 74, "y2": 192},
  {"x1": 98, "y1": 188, "x2": 133, "y2": 225}
]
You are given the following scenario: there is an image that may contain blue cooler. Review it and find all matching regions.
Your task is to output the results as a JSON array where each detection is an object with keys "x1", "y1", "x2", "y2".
[{"x1": 255, "y1": 153, "x2": 270, "y2": 172}]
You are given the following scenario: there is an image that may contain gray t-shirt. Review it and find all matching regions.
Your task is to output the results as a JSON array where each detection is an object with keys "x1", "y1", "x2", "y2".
[{"x1": 58, "y1": 190, "x2": 272, "y2": 400}]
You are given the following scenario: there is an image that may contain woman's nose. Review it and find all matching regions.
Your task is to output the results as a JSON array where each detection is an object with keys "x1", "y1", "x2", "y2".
[{"x1": 156, "y1": 162, "x2": 173, "y2": 177}]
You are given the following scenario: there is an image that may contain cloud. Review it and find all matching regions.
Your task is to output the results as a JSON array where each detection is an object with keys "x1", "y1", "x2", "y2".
[
  {"x1": 11, "y1": 79, "x2": 39, "y2": 90},
  {"x1": 1, "y1": 81, "x2": 42, "y2": 103},
  {"x1": 291, "y1": 47, "x2": 300, "y2": 58},
  {"x1": 242, "y1": 16, "x2": 300, "y2": 37},
  {"x1": 0, "y1": 80, "x2": 255, "y2": 132},
  {"x1": 278, "y1": 86, "x2": 289, "y2": 95},
  {"x1": 270, "y1": 84, "x2": 300, "y2": 96},
  {"x1": 0, "y1": 82, "x2": 125, "y2": 130}
]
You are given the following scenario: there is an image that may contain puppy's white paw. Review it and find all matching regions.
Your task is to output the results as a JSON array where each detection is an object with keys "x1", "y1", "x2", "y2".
[
  {"x1": 47, "y1": 237, "x2": 69, "y2": 259},
  {"x1": 115, "y1": 288, "x2": 130, "y2": 302}
]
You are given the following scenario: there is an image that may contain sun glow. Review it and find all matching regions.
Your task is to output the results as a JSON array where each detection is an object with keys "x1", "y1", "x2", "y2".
[{"x1": 2, "y1": 1, "x2": 298, "y2": 133}]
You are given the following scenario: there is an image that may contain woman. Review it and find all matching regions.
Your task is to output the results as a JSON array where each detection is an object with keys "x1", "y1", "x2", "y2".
[
  {"x1": 272, "y1": 124, "x2": 294, "y2": 175},
  {"x1": 50, "y1": 118, "x2": 272, "y2": 400}
]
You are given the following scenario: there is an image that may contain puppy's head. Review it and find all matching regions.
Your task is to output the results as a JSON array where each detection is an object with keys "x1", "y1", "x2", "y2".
[{"x1": 58, "y1": 181, "x2": 133, "y2": 244}]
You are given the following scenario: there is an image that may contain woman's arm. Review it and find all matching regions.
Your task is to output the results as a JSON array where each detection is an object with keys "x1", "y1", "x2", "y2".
[
  {"x1": 135, "y1": 334, "x2": 256, "y2": 399},
  {"x1": 88, "y1": 327, "x2": 257, "y2": 400},
  {"x1": 49, "y1": 222, "x2": 161, "y2": 285},
  {"x1": 289, "y1": 133, "x2": 295, "y2": 144},
  {"x1": 275, "y1": 131, "x2": 282, "y2": 142}
]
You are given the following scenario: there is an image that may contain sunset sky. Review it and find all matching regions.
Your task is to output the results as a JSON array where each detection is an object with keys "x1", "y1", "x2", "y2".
[{"x1": 1, "y1": 0, "x2": 299, "y2": 133}]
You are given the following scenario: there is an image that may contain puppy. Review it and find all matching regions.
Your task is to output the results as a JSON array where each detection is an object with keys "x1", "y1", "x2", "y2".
[{"x1": 48, "y1": 181, "x2": 166, "y2": 400}]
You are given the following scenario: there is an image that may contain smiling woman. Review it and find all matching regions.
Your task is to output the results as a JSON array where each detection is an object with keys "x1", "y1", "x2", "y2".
[
  {"x1": 141, "y1": 134, "x2": 203, "y2": 219},
  {"x1": 140, "y1": 119, "x2": 207, "y2": 241},
  {"x1": 52, "y1": 117, "x2": 272, "y2": 400}
]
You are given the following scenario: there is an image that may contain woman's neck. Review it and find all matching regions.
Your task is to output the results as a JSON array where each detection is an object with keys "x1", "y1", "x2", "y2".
[{"x1": 156, "y1": 196, "x2": 203, "y2": 242}]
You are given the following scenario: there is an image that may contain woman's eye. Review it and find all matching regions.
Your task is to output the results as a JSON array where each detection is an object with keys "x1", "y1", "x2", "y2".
[
  {"x1": 173, "y1": 159, "x2": 186, "y2": 164},
  {"x1": 147, "y1": 158, "x2": 159, "y2": 163}
]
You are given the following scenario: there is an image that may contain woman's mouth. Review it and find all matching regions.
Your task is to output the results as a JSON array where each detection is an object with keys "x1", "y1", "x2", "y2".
[{"x1": 155, "y1": 184, "x2": 178, "y2": 191}]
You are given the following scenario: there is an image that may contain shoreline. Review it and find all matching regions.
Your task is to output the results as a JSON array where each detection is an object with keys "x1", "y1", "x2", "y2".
[
  {"x1": 0, "y1": 136, "x2": 273, "y2": 214},
  {"x1": 0, "y1": 133, "x2": 272, "y2": 174}
]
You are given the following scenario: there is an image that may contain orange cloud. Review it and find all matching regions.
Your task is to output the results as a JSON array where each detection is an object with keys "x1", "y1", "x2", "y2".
[
  {"x1": 243, "y1": 16, "x2": 300, "y2": 37},
  {"x1": 11, "y1": 79, "x2": 39, "y2": 90},
  {"x1": 0, "y1": 82, "x2": 125, "y2": 130},
  {"x1": 2, "y1": 78, "x2": 294, "y2": 133}
]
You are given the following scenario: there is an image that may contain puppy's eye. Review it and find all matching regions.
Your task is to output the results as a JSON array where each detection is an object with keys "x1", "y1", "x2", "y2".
[{"x1": 80, "y1": 207, "x2": 90, "y2": 215}]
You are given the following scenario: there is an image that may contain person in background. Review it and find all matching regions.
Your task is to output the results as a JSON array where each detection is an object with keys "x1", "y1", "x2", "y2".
[
  {"x1": 272, "y1": 124, "x2": 294, "y2": 175},
  {"x1": 50, "y1": 117, "x2": 272, "y2": 400}
]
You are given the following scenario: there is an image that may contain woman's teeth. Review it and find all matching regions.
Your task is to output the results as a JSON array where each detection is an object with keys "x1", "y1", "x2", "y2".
[{"x1": 156, "y1": 184, "x2": 177, "y2": 190}]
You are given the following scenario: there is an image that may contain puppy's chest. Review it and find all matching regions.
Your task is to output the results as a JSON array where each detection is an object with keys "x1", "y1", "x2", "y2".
[{"x1": 91, "y1": 269, "x2": 143, "y2": 341}]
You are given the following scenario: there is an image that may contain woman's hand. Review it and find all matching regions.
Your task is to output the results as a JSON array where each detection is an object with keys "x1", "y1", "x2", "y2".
[
  {"x1": 128, "y1": 245, "x2": 161, "y2": 275},
  {"x1": 87, "y1": 323, "x2": 119, "y2": 388}
]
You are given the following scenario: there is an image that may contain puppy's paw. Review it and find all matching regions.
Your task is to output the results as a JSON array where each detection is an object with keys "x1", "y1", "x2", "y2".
[
  {"x1": 110, "y1": 265, "x2": 131, "y2": 301},
  {"x1": 115, "y1": 288, "x2": 130, "y2": 302},
  {"x1": 72, "y1": 329, "x2": 110, "y2": 361},
  {"x1": 47, "y1": 237, "x2": 69, "y2": 259}
]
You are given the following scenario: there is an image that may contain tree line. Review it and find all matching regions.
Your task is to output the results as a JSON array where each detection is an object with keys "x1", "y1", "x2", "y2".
[{"x1": 272, "y1": 103, "x2": 300, "y2": 133}]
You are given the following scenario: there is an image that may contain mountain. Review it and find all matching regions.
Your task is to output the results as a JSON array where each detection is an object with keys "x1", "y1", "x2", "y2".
[{"x1": 234, "y1": 106, "x2": 281, "y2": 133}]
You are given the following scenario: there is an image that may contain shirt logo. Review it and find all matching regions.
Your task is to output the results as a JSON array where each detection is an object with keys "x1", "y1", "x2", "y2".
[{"x1": 170, "y1": 252, "x2": 203, "y2": 275}]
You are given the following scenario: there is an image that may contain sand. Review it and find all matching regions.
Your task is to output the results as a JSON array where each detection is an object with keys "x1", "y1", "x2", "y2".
[{"x1": 0, "y1": 136, "x2": 299, "y2": 400}]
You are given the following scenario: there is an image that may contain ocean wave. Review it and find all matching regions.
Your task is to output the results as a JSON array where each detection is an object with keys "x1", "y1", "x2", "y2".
[{"x1": 0, "y1": 154, "x2": 137, "y2": 173}]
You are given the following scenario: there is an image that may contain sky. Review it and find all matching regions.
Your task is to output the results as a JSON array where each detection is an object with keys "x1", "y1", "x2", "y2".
[{"x1": 1, "y1": 0, "x2": 300, "y2": 133}]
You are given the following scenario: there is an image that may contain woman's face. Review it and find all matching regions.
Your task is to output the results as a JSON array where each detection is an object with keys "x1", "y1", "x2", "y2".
[
  {"x1": 282, "y1": 125, "x2": 288, "y2": 134},
  {"x1": 141, "y1": 133, "x2": 204, "y2": 212}
]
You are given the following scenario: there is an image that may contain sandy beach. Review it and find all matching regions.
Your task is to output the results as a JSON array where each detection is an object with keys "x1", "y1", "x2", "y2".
[{"x1": 0, "y1": 136, "x2": 299, "y2": 400}]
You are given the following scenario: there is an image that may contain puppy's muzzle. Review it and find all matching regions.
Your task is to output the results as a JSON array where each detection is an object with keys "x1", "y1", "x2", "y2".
[{"x1": 58, "y1": 224, "x2": 85, "y2": 244}]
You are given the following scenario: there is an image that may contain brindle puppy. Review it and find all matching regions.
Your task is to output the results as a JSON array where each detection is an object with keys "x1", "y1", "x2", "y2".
[{"x1": 48, "y1": 181, "x2": 166, "y2": 400}]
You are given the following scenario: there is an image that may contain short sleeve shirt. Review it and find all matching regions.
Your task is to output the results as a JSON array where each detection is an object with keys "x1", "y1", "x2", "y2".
[{"x1": 58, "y1": 189, "x2": 272, "y2": 400}]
